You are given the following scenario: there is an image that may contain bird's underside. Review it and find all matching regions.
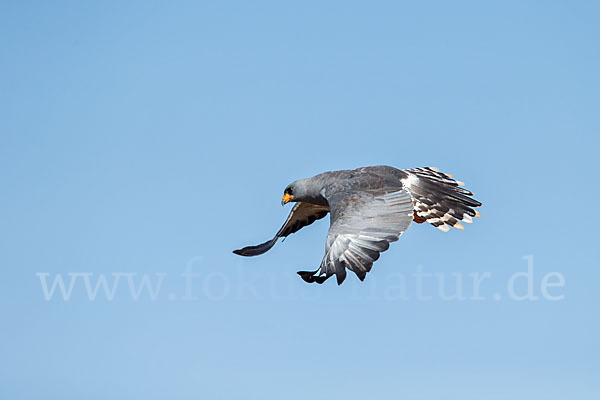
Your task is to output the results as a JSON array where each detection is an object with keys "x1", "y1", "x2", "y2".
[{"x1": 233, "y1": 166, "x2": 482, "y2": 285}]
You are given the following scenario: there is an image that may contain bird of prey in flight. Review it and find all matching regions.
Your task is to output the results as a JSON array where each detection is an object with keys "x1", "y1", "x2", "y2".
[{"x1": 233, "y1": 166, "x2": 481, "y2": 285}]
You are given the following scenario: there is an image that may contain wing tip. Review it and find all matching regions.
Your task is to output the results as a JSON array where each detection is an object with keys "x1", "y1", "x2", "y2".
[{"x1": 233, "y1": 248, "x2": 251, "y2": 256}]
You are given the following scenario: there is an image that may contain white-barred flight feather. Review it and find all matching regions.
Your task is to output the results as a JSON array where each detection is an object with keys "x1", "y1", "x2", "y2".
[{"x1": 401, "y1": 167, "x2": 481, "y2": 232}]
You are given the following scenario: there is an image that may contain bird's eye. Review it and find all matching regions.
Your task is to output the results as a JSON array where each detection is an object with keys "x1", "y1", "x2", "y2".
[{"x1": 285, "y1": 188, "x2": 293, "y2": 195}]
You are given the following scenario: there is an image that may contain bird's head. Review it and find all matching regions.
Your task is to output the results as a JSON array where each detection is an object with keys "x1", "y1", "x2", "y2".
[
  {"x1": 281, "y1": 183, "x2": 297, "y2": 206},
  {"x1": 281, "y1": 178, "x2": 326, "y2": 206}
]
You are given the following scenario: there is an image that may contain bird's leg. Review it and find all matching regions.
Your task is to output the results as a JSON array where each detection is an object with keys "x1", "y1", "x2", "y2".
[{"x1": 297, "y1": 267, "x2": 331, "y2": 284}]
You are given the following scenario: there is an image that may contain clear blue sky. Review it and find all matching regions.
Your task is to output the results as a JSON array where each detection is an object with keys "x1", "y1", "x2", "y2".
[{"x1": 1, "y1": 1, "x2": 598, "y2": 399}]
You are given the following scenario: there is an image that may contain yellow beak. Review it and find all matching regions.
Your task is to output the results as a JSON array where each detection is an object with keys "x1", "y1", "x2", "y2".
[{"x1": 281, "y1": 193, "x2": 294, "y2": 205}]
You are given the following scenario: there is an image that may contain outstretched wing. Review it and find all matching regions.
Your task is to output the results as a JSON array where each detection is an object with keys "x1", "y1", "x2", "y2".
[
  {"x1": 233, "y1": 202, "x2": 330, "y2": 257},
  {"x1": 298, "y1": 188, "x2": 413, "y2": 285}
]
